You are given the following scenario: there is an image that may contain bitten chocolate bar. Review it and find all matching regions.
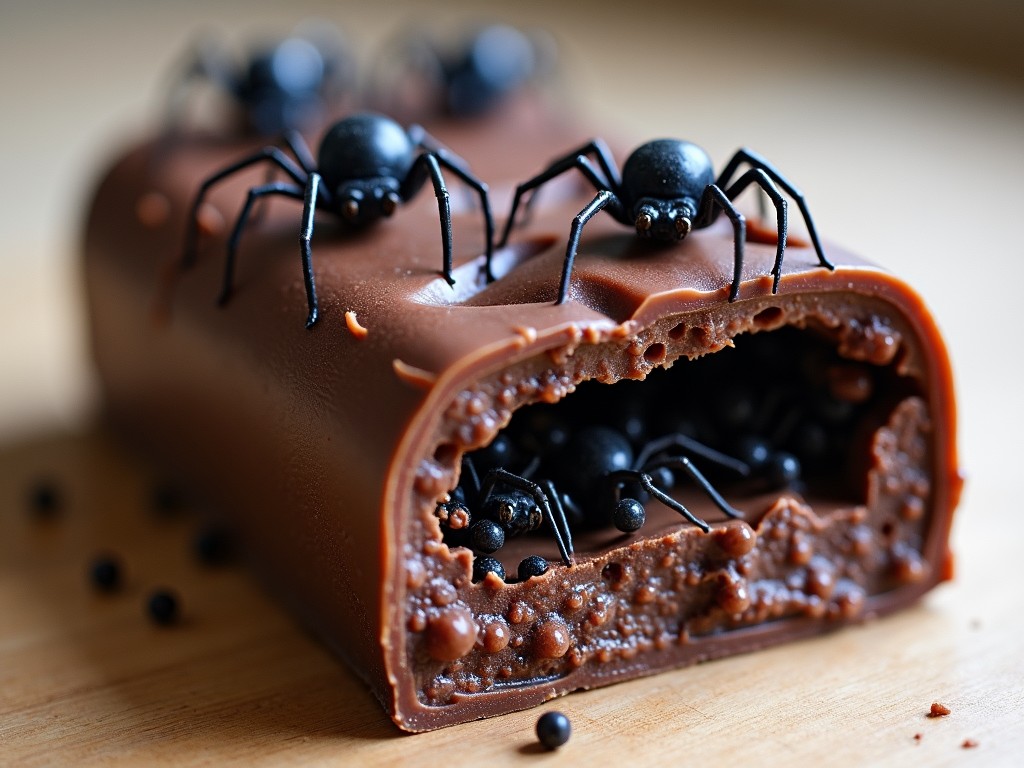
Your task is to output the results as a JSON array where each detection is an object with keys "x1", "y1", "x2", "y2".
[{"x1": 83, "y1": 116, "x2": 960, "y2": 731}]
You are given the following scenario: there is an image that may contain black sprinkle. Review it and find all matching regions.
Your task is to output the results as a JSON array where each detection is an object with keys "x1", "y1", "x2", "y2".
[
  {"x1": 89, "y1": 555, "x2": 122, "y2": 592},
  {"x1": 27, "y1": 478, "x2": 62, "y2": 518},
  {"x1": 536, "y1": 711, "x2": 571, "y2": 750},
  {"x1": 146, "y1": 589, "x2": 180, "y2": 625}
]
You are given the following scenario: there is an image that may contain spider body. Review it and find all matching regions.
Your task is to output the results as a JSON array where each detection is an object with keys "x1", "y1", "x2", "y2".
[
  {"x1": 181, "y1": 113, "x2": 494, "y2": 328},
  {"x1": 498, "y1": 138, "x2": 834, "y2": 302},
  {"x1": 559, "y1": 427, "x2": 749, "y2": 534},
  {"x1": 169, "y1": 29, "x2": 355, "y2": 136},
  {"x1": 438, "y1": 458, "x2": 575, "y2": 572}
]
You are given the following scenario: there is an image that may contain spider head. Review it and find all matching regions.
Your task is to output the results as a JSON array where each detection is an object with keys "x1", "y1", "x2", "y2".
[
  {"x1": 336, "y1": 178, "x2": 402, "y2": 226},
  {"x1": 632, "y1": 198, "x2": 696, "y2": 242}
]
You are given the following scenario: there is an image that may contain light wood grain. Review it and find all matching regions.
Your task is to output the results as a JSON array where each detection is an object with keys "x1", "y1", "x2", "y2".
[{"x1": 1, "y1": 430, "x2": 1019, "y2": 766}]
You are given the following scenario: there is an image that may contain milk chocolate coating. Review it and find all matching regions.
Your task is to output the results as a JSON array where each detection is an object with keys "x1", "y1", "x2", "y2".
[{"x1": 83, "y1": 105, "x2": 960, "y2": 731}]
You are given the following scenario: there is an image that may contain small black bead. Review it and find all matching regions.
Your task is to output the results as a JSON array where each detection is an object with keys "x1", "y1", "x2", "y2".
[
  {"x1": 613, "y1": 498, "x2": 646, "y2": 533},
  {"x1": 146, "y1": 589, "x2": 180, "y2": 626},
  {"x1": 518, "y1": 555, "x2": 548, "y2": 581},
  {"x1": 193, "y1": 525, "x2": 234, "y2": 566},
  {"x1": 536, "y1": 710, "x2": 571, "y2": 750},
  {"x1": 735, "y1": 435, "x2": 772, "y2": 470},
  {"x1": 27, "y1": 478, "x2": 62, "y2": 518},
  {"x1": 89, "y1": 555, "x2": 122, "y2": 592},
  {"x1": 470, "y1": 520, "x2": 505, "y2": 553},
  {"x1": 768, "y1": 451, "x2": 802, "y2": 487},
  {"x1": 472, "y1": 555, "x2": 506, "y2": 583}
]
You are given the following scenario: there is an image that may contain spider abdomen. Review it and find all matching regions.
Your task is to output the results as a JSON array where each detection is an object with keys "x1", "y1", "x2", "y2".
[
  {"x1": 317, "y1": 113, "x2": 416, "y2": 187},
  {"x1": 621, "y1": 139, "x2": 714, "y2": 202}
]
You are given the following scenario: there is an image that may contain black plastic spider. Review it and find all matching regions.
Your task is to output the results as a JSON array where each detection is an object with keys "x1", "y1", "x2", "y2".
[
  {"x1": 370, "y1": 24, "x2": 555, "y2": 120},
  {"x1": 437, "y1": 458, "x2": 574, "y2": 569},
  {"x1": 166, "y1": 25, "x2": 355, "y2": 136},
  {"x1": 181, "y1": 112, "x2": 495, "y2": 328},
  {"x1": 559, "y1": 427, "x2": 749, "y2": 534},
  {"x1": 497, "y1": 138, "x2": 834, "y2": 303}
]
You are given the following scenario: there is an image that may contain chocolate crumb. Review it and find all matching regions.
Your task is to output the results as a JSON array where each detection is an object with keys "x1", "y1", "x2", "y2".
[
  {"x1": 344, "y1": 310, "x2": 368, "y2": 339},
  {"x1": 928, "y1": 702, "x2": 951, "y2": 718},
  {"x1": 913, "y1": 733, "x2": 922, "y2": 743},
  {"x1": 961, "y1": 738, "x2": 978, "y2": 749}
]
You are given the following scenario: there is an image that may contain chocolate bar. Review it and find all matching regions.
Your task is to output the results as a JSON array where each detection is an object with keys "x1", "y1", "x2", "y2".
[{"x1": 83, "y1": 108, "x2": 960, "y2": 731}]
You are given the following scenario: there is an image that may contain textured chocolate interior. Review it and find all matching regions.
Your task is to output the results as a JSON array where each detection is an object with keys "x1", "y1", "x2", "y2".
[{"x1": 83, "y1": 103, "x2": 959, "y2": 731}]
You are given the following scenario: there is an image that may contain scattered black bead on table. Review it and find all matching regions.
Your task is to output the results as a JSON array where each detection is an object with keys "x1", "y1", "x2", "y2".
[
  {"x1": 536, "y1": 710, "x2": 571, "y2": 750},
  {"x1": 89, "y1": 555, "x2": 123, "y2": 592},
  {"x1": 27, "y1": 478, "x2": 62, "y2": 518},
  {"x1": 146, "y1": 589, "x2": 180, "y2": 626}
]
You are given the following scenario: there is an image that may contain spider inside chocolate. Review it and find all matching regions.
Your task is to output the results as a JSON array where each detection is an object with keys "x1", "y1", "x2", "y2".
[
  {"x1": 181, "y1": 112, "x2": 495, "y2": 328},
  {"x1": 437, "y1": 457, "x2": 575, "y2": 573},
  {"x1": 497, "y1": 138, "x2": 834, "y2": 303},
  {"x1": 558, "y1": 427, "x2": 750, "y2": 534},
  {"x1": 167, "y1": 27, "x2": 355, "y2": 136}
]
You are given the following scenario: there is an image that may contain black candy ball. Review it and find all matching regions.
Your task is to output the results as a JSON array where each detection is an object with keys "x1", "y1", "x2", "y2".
[
  {"x1": 470, "y1": 520, "x2": 505, "y2": 553},
  {"x1": 89, "y1": 555, "x2": 122, "y2": 592},
  {"x1": 536, "y1": 710, "x2": 572, "y2": 749},
  {"x1": 472, "y1": 556, "x2": 506, "y2": 583},
  {"x1": 146, "y1": 590, "x2": 180, "y2": 626},
  {"x1": 613, "y1": 498, "x2": 646, "y2": 533},
  {"x1": 518, "y1": 555, "x2": 549, "y2": 581}
]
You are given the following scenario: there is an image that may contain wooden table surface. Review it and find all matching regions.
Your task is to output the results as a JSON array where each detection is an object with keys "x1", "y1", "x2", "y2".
[{"x1": 2, "y1": 2, "x2": 1023, "y2": 765}]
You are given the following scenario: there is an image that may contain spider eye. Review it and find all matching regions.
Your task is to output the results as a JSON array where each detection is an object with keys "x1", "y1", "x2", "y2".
[
  {"x1": 674, "y1": 216, "x2": 692, "y2": 239},
  {"x1": 381, "y1": 191, "x2": 400, "y2": 217},
  {"x1": 343, "y1": 198, "x2": 360, "y2": 221},
  {"x1": 635, "y1": 208, "x2": 655, "y2": 233}
]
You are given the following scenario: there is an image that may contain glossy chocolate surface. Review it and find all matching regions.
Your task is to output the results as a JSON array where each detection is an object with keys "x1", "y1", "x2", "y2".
[{"x1": 83, "y1": 102, "x2": 960, "y2": 731}]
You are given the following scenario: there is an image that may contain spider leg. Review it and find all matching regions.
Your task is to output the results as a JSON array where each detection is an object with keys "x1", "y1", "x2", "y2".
[
  {"x1": 406, "y1": 152, "x2": 455, "y2": 286},
  {"x1": 645, "y1": 457, "x2": 745, "y2": 520},
  {"x1": 499, "y1": 151, "x2": 619, "y2": 250},
  {"x1": 479, "y1": 468, "x2": 571, "y2": 566},
  {"x1": 607, "y1": 469, "x2": 711, "y2": 533},
  {"x1": 219, "y1": 180, "x2": 305, "y2": 313},
  {"x1": 282, "y1": 130, "x2": 319, "y2": 177},
  {"x1": 521, "y1": 139, "x2": 621, "y2": 221},
  {"x1": 717, "y1": 148, "x2": 834, "y2": 273},
  {"x1": 635, "y1": 434, "x2": 750, "y2": 477},
  {"x1": 432, "y1": 154, "x2": 495, "y2": 283},
  {"x1": 182, "y1": 147, "x2": 308, "y2": 269},
  {"x1": 696, "y1": 184, "x2": 746, "y2": 302},
  {"x1": 542, "y1": 479, "x2": 574, "y2": 566},
  {"x1": 298, "y1": 173, "x2": 324, "y2": 328},
  {"x1": 556, "y1": 190, "x2": 619, "y2": 304},
  {"x1": 724, "y1": 169, "x2": 788, "y2": 293},
  {"x1": 408, "y1": 125, "x2": 472, "y2": 174},
  {"x1": 460, "y1": 455, "x2": 482, "y2": 498}
]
